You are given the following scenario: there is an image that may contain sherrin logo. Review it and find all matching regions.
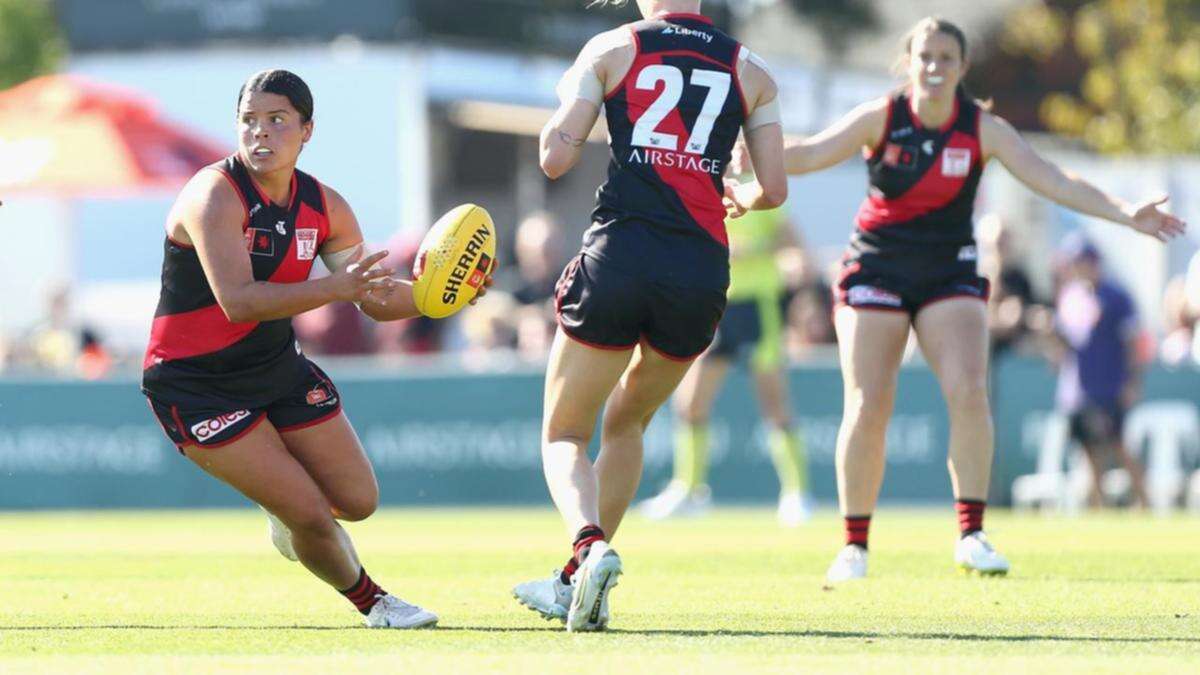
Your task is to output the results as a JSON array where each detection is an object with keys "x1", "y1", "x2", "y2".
[
  {"x1": 441, "y1": 224, "x2": 491, "y2": 305},
  {"x1": 412, "y1": 203, "x2": 496, "y2": 319},
  {"x1": 191, "y1": 410, "x2": 251, "y2": 440}
]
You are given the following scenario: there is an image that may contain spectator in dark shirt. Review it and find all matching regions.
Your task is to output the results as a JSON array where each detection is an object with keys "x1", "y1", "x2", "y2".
[{"x1": 1052, "y1": 233, "x2": 1148, "y2": 508}]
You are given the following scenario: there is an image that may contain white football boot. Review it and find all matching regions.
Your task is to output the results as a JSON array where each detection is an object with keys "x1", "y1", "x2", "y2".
[
  {"x1": 567, "y1": 542, "x2": 622, "y2": 632},
  {"x1": 512, "y1": 571, "x2": 572, "y2": 622},
  {"x1": 955, "y1": 531, "x2": 1010, "y2": 576},
  {"x1": 639, "y1": 481, "x2": 712, "y2": 520},
  {"x1": 776, "y1": 491, "x2": 814, "y2": 527},
  {"x1": 262, "y1": 508, "x2": 298, "y2": 562},
  {"x1": 825, "y1": 544, "x2": 868, "y2": 582},
  {"x1": 364, "y1": 594, "x2": 439, "y2": 629}
]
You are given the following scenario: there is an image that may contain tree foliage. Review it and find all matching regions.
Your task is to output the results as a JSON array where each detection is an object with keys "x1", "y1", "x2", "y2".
[
  {"x1": 0, "y1": 0, "x2": 63, "y2": 91},
  {"x1": 1002, "y1": 0, "x2": 1200, "y2": 155}
]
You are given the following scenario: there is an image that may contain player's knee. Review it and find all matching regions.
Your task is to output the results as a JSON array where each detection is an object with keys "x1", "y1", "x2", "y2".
[
  {"x1": 333, "y1": 491, "x2": 378, "y2": 522},
  {"x1": 544, "y1": 426, "x2": 593, "y2": 449},
  {"x1": 844, "y1": 386, "x2": 894, "y2": 426},
  {"x1": 282, "y1": 503, "x2": 338, "y2": 538},
  {"x1": 602, "y1": 398, "x2": 654, "y2": 439},
  {"x1": 943, "y1": 374, "x2": 989, "y2": 412},
  {"x1": 334, "y1": 503, "x2": 376, "y2": 522},
  {"x1": 672, "y1": 391, "x2": 709, "y2": 425},
  {"x1": 601, "y1": 413, "x2": 642, "y2": 441}
]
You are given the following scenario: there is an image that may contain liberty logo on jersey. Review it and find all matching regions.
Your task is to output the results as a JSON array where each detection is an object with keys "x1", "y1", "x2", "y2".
[
  {"x1": 296, "y1": 228, "x2": 318, "y2": 261},
  {"x1": 661, "y1": 25, "x2": 713, "y2": 43},
  {"x1": 191, "y1": 410, "x2": 251, "y2": 441}
]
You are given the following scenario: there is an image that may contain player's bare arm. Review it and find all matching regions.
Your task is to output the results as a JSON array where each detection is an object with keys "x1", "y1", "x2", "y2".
[
  {"x1": 783, "y1": 97, "x2": 889, "y2": 175},
  {"x1": 319, "y1": 185, "x2": 423, "y2": 322},
  {"x1": 178, "y1": 170, "x2": 393, "y2": 323},
  {"x1": 539, "y1": 28, "x2": 633, "y2": 179},
  {"x1": 725, "y1": 55, "x2": 787, "y2": 216},
  {"x1": 981, "y1": 112, "x2": 1186, "y2": 241}
]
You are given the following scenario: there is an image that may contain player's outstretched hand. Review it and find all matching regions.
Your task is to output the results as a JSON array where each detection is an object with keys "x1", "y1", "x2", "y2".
[
  {"x1": 468, "y1": 262, "x2": 498, "y2": 306},
  {"x1": 1129, "y1": 197, "x2": 1187, "y2": 242},
  {"x1": 332, "y1": 249, "x2": 396, "y2": 304}
]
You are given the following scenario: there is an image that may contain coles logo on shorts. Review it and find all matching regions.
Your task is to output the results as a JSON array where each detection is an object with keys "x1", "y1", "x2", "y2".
[
  {"x1": 306, "y1": 387, "x2": 334, "y2": 406},
  {"x1": 191, "y1": 410, "x2": 251, "y2": 441},
  {"x1": 848, "y1": 285, "x2": 902, "y2": 307}
]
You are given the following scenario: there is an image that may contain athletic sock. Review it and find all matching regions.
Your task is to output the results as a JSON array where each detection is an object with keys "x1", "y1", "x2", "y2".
[
  {"x1": 339, "y1": 566, "x2": 386, "y2": 615},
  {"x1": 956, "y1": 499, "x2": 985, "y2": 537},
  {"x1": 673, "y1": 423, "x2": 710, "y2": 491},
  {"x1": 559, "y1": 556, "x2": 578, "y2": 585},
  {"x1": 768, "y1": 427, "x2": 808, "y2": 493},
  {"x1": 844, "y1": 515, "x2": 871, "y2": 550},
  {"x1": 559, "y1": 524, "x2": 606, "y2": 584}
]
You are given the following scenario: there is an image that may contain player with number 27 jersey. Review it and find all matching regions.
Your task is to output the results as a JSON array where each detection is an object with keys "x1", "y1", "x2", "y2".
[
  {"x1": 515, "y1": 0, "x2": 787, "y2": 634},
  {"x1": 588, "y1": 12, "x2": 746, "y2": 292}
]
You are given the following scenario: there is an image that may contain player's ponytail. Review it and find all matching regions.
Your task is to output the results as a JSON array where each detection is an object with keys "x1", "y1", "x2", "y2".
[{"x1": 237, "y1": 69, "x2": 314, "y2": 123}]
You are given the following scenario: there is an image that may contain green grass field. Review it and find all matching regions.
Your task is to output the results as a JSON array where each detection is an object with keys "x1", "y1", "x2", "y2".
[{"x1": 2, "y1": 508, "x2": 1198, "y2": 673}]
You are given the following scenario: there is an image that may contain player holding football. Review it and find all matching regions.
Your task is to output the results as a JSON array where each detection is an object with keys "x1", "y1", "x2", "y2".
[
  {"x1": 142, "y1": 69, "x2": 491, "y2": 628},
  {"x1": 512, "y1": 0, "x2": 786, "y2": 630},
  {"x1": 728, "y1": 17, "x2": 1185, "y2": 581}
]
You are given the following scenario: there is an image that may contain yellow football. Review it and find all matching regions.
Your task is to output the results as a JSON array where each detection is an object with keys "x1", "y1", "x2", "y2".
[{"x1": 412, "y1": 204, "x2": 497, "y2": 319}]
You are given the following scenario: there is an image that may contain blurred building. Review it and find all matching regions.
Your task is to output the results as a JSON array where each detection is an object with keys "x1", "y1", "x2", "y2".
[{"x1": 0, "y1": 0, "x2": 1194, "y2": 360}]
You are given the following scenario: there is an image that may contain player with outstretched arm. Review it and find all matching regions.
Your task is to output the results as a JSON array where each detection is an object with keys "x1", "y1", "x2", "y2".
[{"x1": 728, "y1": 17, "x2": 1185, "y2": 582}]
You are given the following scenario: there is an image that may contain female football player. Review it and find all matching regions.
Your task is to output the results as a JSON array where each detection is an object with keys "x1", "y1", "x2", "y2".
[
  {"x1": 728, "y1": 17, "x2": 1185, "y2": 581},
  {"x1": 512, "y1": 0, "x2": 787, "y2": 631},
  {"x1": 142, "y1": 69, "x2": 490, "y2": 628}
]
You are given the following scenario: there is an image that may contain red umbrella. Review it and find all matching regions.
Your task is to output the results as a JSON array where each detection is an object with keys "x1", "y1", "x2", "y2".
[{"x1": 0, "y1": 74, "x2": 228, "y2": 197}]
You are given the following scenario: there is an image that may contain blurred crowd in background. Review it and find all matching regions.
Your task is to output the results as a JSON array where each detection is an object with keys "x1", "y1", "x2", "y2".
[
  {"x1": 7, "y1": 207, "x2": 1200, "y2": 382},
  {"x1": 3, "y1": 0, "x2": 1200, "y2": 388}
]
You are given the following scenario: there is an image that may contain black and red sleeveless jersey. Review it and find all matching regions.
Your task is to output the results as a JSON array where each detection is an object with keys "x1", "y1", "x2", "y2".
[
  {"x1": 585, "y1": 13, "x2": 746, "y2": 290},
  {"x1": 141, "y1": 155, "x2": 332, "y2": 408},
  {"x1": 853, "y1": 90, "x2": 983, "y2": 248}
]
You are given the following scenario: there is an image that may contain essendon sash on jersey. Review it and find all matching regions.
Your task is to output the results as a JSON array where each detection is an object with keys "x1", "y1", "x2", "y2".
[
  {"x1": 854, "y1": 90, "x2": 983, "y2": 247},
  {"x1": 584, "y1": 13, "x2": 747, "y2": 290}
]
